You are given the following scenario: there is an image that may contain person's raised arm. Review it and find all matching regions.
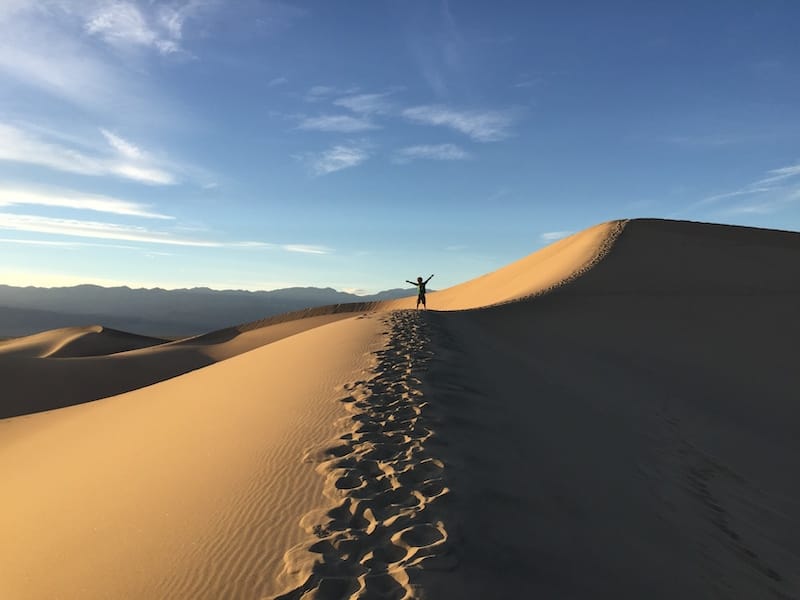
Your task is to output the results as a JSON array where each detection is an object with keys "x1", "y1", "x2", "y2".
[
  {"x1": 424, "y1": 274, "x2": 434, "y2": 284},
  {"x1": 405, "y1": 280, "x2": 418, "y2": 286}
]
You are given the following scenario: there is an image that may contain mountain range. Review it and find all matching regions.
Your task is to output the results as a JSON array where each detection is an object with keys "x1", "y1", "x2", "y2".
[{"x1": 0, "y1": 284, "x2": 416, "y2": 338}]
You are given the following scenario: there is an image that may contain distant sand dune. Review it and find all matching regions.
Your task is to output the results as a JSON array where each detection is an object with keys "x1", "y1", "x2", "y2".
[
  {"x1": 0, "y1": 314, "x2": 356, "y2": 418},
  {"x1": 1, "y1": 218, "x2": 799, "y2": 599},
  {"x1": 0, "y1": 325, "x2": 166, "y2": 359}
]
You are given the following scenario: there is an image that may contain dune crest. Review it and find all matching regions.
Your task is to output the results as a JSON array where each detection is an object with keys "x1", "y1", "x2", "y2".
[{"x1": 388, "y1": 219, "x2": 626, "y2": 311}]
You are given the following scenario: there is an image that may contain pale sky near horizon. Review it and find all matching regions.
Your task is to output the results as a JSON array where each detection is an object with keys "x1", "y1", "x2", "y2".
[{"x1": 1, "y1": 1, "x2": 799, "y2": 294}]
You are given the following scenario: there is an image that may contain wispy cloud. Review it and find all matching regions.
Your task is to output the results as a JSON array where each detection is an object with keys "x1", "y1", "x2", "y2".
[
  {"x1": 678, "y1": 161, "x2": 800, "y2": 217},
  {"x1": 704, "y1": 162, "x2": 800, "y2": 206},
  {"x1": 0, "y1": 212, "x2": 334, "y2": 253},
  {"x1": 407, "y1": 0, "x2": 465, "y2": 97},
  {"x1": 0, "y1": 186, "x2": 171, "y2": 219},
  {"x1": 0, "y1": 237, "x2": 138, "y2": 250},
  {"x1": 0, "y1": 12, "x2": 125, "y2": 112},
  {"x1": 662, "y1": 133, "x2": 769, "y2": 147},
  {"x1": 282, "y1": 244, "x2": 331, "y2": 255},
  {"x1": 100, "y1": 129, "x2": 144, "y2": 160},
  {"x1": 754, "y1": 164, "x2": 800, "y2": 186},
  {"x1": 541, "y1": 231, "x2": 573, "y2": 242},
  {"x1": 0, "y1": 122, "x2": 176, "y2": 184},
  {"x1": 85, "y1": 1, "x2": 180, "y2": 54},
  {"x1": 298, "y1": 114, "x2": 379, "y2": 133},
  {"x1": 303, "y1": 143, "x2": 370, "y2": 176},
  {"x1": 0, "y1": 1, "x2": 216, "y2": 122},
  {"x1": 229, "y1": 241, "x2": 332, "y2": 254},
  {"x1": 307, "y1": 85, "x2": 336, "y2": 98},
  {"x1": 333, "y1": 93, "x2": 392, "y2": 115},
  {"x1": 304, "y1": 85, "x2": 359, "y2": 102},
  {"x1": 0, "y1": 213, "x2": 217, "y2": 246},
  {"x1": 83, "y1": 0, "x2": 212, "y2": 55},
  {"x1": 268, "y1": 76, "x2": 288, "y2": 87},
  {"x1": 513, "y1": 77, "x2": 544, "y2": 89},
  {"x1": 402, "y1": 105, "x2": 516, "y2": 142},
  {"x1": 394, "y1": 143, "x2": 470, "y2": 163}
]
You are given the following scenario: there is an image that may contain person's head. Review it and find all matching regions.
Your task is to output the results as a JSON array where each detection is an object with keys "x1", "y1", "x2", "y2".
[{"x1": 417, "y1": 276, "x2": 423, "y2": 282}]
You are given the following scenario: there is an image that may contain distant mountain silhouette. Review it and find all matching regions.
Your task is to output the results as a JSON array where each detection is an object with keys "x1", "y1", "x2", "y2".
[{"x1": 0, "y1": 284, "x2": 417, "y2": 338}]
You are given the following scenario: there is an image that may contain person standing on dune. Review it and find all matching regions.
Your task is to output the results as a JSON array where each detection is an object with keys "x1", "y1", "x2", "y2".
[{"x1": 406, "y1": 274, "x2": 434, "y2": 310}]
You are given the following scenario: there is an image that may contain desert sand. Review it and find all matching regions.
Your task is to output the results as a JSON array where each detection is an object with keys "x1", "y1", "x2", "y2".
[{"x1": 1, "y1": 218, "x2": 799, "y2": 599}]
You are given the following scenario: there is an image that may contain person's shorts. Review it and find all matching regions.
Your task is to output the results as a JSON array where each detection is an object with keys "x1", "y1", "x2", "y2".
[{"x1": 418, "y1": 294, "x2": 426, "y2": 302}]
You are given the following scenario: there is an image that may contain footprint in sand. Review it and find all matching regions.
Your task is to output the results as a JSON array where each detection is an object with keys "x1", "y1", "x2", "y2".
[{"x1": 275, "y1": 311, "x2": 455, "y2": 600}]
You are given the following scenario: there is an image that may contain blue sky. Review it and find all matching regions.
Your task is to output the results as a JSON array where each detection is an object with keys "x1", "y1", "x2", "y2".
[{"x1": 1, "y1": 1, "x2": 799, "y2": 294}]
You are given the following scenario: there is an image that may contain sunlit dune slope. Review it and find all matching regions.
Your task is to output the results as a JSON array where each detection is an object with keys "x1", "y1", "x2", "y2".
[
  {"x1": 0, "y1": 314, "x2": 383, "y2": 600},
  {"x1": 387, "y1": 219, "x2": 625, "y2": 310},
  {"x1": 0, "y1": 313, "x2": 357, "y2": 418}
]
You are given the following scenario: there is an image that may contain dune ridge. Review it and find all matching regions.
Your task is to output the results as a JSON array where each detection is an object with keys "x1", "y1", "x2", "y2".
[{"x1": 387, "y1": 218, "x2": 627, "y2": 311}]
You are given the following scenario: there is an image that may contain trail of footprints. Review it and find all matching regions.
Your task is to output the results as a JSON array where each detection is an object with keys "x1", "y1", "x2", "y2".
[{"x1": 276, "y1": 310, "x2": 454, "y2": 599}]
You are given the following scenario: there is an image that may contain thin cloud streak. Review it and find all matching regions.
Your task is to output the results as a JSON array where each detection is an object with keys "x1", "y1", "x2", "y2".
[
  {"x1": 0, "y1": 213, "x2": 218, "y2": 247},
  {"x1": 541, "y1": 231, "x2": 573, "y2": 242},
  {"x1": 298, "y1": 114, "x2": 379, "y2": 133},
  {"x1": 0, "y1": 186, "x2": 172, "y2": 219},
  {"x1": 754, "y1": 164, "x2": 800, "y2": 186},
  {"x1": 100, "y1": 129, "x2": 145, "y2": 160},
  {"x1": 333, "y1": 93, "x2": 392, "y2": 115},
  {"x1": 702, "y1": 161, "x2": 800, "y2": 205},
  {"x1": 677, "y1": 161, "x2": 800, "y2": 218},
  {"x1": 394, "y1": 143, "x2": 470, "y2": 163},
  {"x1": 305, "y1": 144, "x2": 370, "y2": 176},
  {"x1": 402, "y1": 105, "x2": 515, "y2": 141},
  {"x1": 283, "y1": 244, "x2": 330, "y2": 255},
  {"x1": 0, "y1": 213, "x2": 334, "y2": 252}
]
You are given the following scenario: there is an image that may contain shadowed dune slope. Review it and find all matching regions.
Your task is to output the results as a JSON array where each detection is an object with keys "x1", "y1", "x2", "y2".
[
  {"x1": 416, "y1": 219, "x2": 800, "y2": 599},
  {"x1": 550, "y1": 218, "x2": 800, "y2": 296}
]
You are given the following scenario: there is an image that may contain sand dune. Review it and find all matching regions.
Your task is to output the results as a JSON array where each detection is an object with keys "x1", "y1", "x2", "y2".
[
  {"x1": 1, "y1": 218, "x2": 799, "y2": 598},
  {"x1": 0, "y1": 325, "x2": 166, "y2": 359},
  {"x1": 0, "y1": 314, "x2": 384, "y2": 600},
  {"x1": 0, "y1": 313, "x2": 357, "y2": 418}
]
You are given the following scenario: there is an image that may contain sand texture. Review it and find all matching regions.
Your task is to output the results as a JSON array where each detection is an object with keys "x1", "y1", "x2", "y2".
[{"x1": 1, "y1": 218, "x2": 799, "y2": 599}]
